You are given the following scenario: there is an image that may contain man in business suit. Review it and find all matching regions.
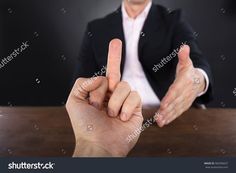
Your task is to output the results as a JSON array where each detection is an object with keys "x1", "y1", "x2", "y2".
[{"x1": 76, "y1": 0, "x2": 213, "y2": 128}]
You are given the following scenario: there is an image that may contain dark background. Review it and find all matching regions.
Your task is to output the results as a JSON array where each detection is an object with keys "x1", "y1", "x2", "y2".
[{"x1": 0, "y1": 0, "x2": 235, "y2": 107}]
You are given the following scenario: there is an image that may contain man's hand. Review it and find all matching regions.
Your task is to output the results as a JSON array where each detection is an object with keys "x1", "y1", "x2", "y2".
[
  {"x1": 66, "y1": 39, "x2": 143, "y2": 157},
  {"x1": 156, "y1": 45, "x2": 206, "y2": 127}
]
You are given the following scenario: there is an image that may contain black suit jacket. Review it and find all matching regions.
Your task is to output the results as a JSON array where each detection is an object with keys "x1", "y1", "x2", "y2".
[{"x1": 76, "y1": 3, "x2": 213, "y2": 104}]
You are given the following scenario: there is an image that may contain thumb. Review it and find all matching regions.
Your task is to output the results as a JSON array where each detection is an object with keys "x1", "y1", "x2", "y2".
[{"x1": 177, "y1": 45, "x2": 193, "y2": 68}]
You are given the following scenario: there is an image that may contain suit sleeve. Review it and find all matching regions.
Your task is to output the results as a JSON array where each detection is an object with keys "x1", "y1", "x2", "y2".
[
  {"x1": 73, "y1": 23, "x2": 99, "y2": 82},
  {"x1": 172, "y1": 10, "x2": 213, "y2": 104}
]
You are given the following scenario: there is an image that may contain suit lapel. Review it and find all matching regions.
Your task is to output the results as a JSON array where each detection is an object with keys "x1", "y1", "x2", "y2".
[{"x1": 138, "y1": 4, "x2": 165, "y2": 59}]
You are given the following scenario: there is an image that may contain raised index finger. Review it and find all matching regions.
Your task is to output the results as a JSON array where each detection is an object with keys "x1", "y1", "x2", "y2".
[{"x1": 106, "y1": 39, "x2": 122, "y2": 92}]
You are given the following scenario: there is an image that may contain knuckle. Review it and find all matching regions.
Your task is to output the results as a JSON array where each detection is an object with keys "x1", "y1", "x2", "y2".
[
  {"x1": 160, "y1": 102, "x2": 166, "y2": 110},
  {"x1": 100, "y1": 76, "x2": 108, "y2": 86},
  {"x1": 75, "y1": 77, "x2": 85, "y2": 84},
  {"x1": 123, "y1": 102, "x2": 133, "y2": 111},
  {"x1": 168, "y1": 90, "x2": 175, "y2": 97},
  {"x1": 172, "y1": 106, "x2": 177, "y2": 114},
  {"x1": 98, "y1": 76, "x2": 106, "y2": 80},
  {"x1": 119, "y1": 81, "x2": 130, "y2": 87},
  {"x1": 170, "y1": 85, "x2": 177, "y2": 91},
  {"x1": 177, "y1": 97, "x2": 184, "y2": 105},
  {"x1": 131, "y1": 91, "x2": 141, "y2": 101},
  {"x1": 93, "y1": 76, "x2": 104, "y2": 83},
  {"x1": 65, "y1": 102, "x2": 69, "y2": 110},
  {"x1": 131, "y1": 90, "x2": 139, "y2": 95},
  {"x1": 162, "y1": 102, "x2": 171, "y2": 110},
  {"x1": 118, "y1": 81, "x2": 131, "y2": 91}
]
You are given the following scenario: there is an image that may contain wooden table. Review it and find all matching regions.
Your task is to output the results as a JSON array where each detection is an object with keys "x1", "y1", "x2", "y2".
[{"x1": 0, "y1": 107, "x2": 236, "y2": 157}]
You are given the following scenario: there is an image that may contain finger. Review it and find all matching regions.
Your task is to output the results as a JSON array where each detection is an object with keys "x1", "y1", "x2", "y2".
[
  {"x1": 161, "y1": 86, "x2": 196, "y2": 126},
  {"x1": 106, "y1": 39, "x2": 122, "y2": 92},
  {"x1": 177, "y1": 45, "x2": 193, "y2": 76},
  {"x1": 156, "y1": 113, "x2": 166, "y2": 128},
  {"x1": 164, "y1": 102, "x2": 186, "y2": 126},
  {"x1": 158, "y1": 102, "x2": 176, "y2": 121},
  {"x1": 120, "y1": 91, "x2": 142, "y2": 122},
  {"x1": 164, "y1": 95, "x2": 195, "y2": 126},
  {"x1": 178, "y1": 44, "x2": 193, "y2": 68},
  {"x1": 160, "y1": 89, "x2": 186, "y2": 114},
  {"x1": 161, "y1": 75, "x2": 191, "y2": 107},
  {"x1": 160, "y1": 71, "x2": 194, "y2": 117},
  {"x1": 71, "y1": 77, "x2": 107, "y2": 102},
  {"x1": 160, "y1": 85, "x2": 179, "y2": 109},
  {"x1": 108, "y1": 81, "x2": 131, "y2": 117},
  {"x1": 153, "y1": 110, "x2": 164, "y2": 128},
  {"x1": 88, "y1": 77, "x2": 108, "y2": 109},
  {"x1": 164, "y1": 110, "x2": 178, "y2": 126},
  {"x1": 157, "y1": 94, "x2": 180, "y2": 127},
  {"x1": 161, "y1": 97, "x2": 183, "y2": 125},
  {"x1": 157, "y1": 82, "x2": 185, "y2": 127}
]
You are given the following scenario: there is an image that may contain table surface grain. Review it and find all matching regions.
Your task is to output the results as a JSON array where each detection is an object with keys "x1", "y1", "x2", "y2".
[{"x1": 0, "y1": 107, "x2": 236, "y2": 157}]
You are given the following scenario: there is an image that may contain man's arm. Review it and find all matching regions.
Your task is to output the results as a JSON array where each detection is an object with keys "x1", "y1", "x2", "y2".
[
  {"x1": 155, "y1": 10, "x2": 213, "y2": 127},
  {"x1": 172, "y1": 10, "x2": 213, "y2": 104}
]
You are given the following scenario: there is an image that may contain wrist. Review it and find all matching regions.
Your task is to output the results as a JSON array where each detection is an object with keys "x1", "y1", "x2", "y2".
[
  {"x1": 73, "y1": 137, "x2": 128, "y2": 157},
  {"x1": 194, "y1": 69, "x2": 206, "y2": 95},
  {"x1": 73, "y1": 138, "x2": 113, "y2": 157}
]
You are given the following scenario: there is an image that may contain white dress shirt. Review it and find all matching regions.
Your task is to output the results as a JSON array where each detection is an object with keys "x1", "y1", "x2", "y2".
[{"x1": 121, "y1": 1, "x2": 209, "y2": 107}]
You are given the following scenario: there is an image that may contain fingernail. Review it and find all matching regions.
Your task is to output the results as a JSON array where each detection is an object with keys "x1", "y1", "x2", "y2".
[
  {"x1": 157, "y1": 121, "x2": 164, "y2": 128},
  {"x1": 161, "y1": 120, "x2": 166, "y2": 126},
  {"x1": 121, "y1": 112, "x2": 127, "y2": 121},
  {"x1": 108, "y1": 109, "x2": 115, "y2": 117}
]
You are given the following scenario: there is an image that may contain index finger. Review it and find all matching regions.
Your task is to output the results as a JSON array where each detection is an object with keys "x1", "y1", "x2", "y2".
[{"x1": 106, "y1": 39, "x2": 122, "y2": 92}]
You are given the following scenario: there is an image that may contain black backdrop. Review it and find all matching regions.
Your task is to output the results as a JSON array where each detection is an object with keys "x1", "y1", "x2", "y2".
[{"x1": 0, "y1": 0, "x2": 236, "y2": 107}]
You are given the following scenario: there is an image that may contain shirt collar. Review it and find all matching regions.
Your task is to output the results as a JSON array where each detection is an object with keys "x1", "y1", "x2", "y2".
[{"x1": 122, "y1": 1, "x2": 152, "y2": 20}]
